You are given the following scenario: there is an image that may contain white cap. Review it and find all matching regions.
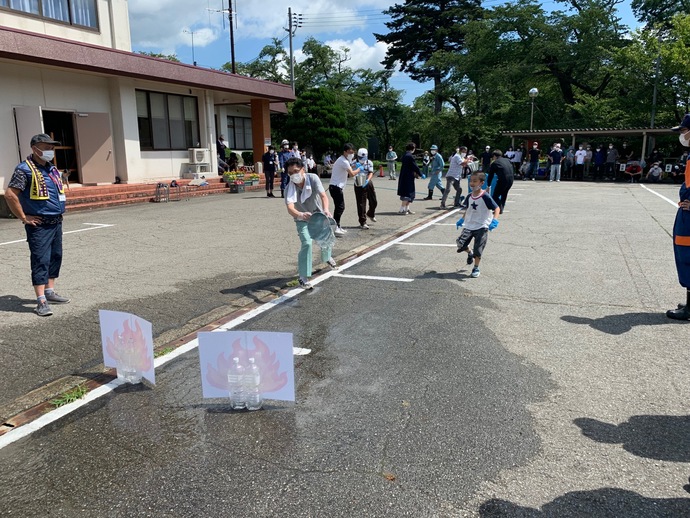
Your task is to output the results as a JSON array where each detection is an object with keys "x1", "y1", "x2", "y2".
[{"x1": 357, "y1": 147, "x2": 368, "y2": 158}]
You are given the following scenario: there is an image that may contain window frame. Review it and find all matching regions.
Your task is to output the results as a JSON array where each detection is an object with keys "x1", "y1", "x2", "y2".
[
  {"x1": 0, "y1": 0, "x2": 99, "y2": 31},
  {"x1": 136, "y1": 89, "x2": 200, "y2": 152},
  {"x1": 226, "y1": 115, "x2": 253, "y2": 150}
]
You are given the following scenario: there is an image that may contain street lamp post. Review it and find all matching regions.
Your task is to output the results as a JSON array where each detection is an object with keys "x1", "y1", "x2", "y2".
[
  {"x1": 183, "y1": 29, "x2": 196, "y2": 66},
  {"x1": 529, "y1": 88, "x2": 539, "y2": 131}
]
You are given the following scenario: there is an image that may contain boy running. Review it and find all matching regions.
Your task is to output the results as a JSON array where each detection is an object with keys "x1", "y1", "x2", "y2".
[{"x1": 455, "y1": 172, "x2": 500, "y2": 278}]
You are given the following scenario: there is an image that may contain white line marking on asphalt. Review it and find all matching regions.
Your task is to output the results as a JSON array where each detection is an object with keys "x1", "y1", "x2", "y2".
[
  {"x1": 0, "y1": 210, "x2": 457, "y2": 449},
  {"x1": 336, "y1": 273, "x2": 414, "y2": 283},
  {"x1": 398, "y1": 242, "x2": 456, "y2": 247},
  {"x1": 0, "y1": 223, "x2": 114, "y2": 246},
  {"x1": 639, "y1": 184, "x2": 679, "y2": 208}
]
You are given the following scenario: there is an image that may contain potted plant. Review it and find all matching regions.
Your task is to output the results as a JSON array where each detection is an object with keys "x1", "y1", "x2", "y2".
[{"x1": 222, "y1": 171, "x2": 244, "y2": 186}]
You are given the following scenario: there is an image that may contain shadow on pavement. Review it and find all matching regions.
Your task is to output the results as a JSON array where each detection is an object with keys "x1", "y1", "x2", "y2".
[
  {"x1": 573, "y1": 415, "x2": 690, "y2": 462},
  {"x1": 0, "y1": 295, "x2": 36, "y2": 314},
  {"x1": 561, "y1": 312, "x2": 671, "y2": 335},
  {"x1": 219, "y1": 277, "x2": 291, "y2": 304},
  {"x1": 479, "y1": 488, "x2": 690, "y2": 516}
]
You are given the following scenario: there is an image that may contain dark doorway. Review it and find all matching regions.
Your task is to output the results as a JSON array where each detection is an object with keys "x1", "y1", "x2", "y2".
[{"x1": 42, "y1": 110, "x2": 78, "y2": 184}]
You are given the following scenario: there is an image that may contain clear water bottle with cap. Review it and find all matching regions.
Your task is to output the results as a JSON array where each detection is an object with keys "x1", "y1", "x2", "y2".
[
  {"x1": 245, "y1": 357, "x2": 263, "y2": 411},
  {"x1": 228, "y1": 357, "x2": 246, "y2": 410}
]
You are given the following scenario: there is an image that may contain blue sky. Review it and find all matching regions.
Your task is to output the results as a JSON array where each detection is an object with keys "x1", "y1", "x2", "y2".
[{"x1": 129, "y1": 0, "x2": 639, "y2": 105}]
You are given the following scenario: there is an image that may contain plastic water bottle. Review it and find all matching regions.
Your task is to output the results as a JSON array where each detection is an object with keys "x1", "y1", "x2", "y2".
[
  {"x1": 245, "y1": 357, "x2": 263, "y2": 411},
  {"x1": 228, "y1": 357, "x2": 246, "y2": 410},
  {"x1": 117, "y1": 362, "x2": 142, "y2": 384},
  {"x1": 117, "y1": 345, "x2": 142, "y2": 384}
]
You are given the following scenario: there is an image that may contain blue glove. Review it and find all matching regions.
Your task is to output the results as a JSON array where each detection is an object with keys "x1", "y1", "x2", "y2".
[
  {"x1": 421, "y1": 174, "x2": 427, "y2": 179},
  {"x1": 489, "y1": 218, "x2": 499, "y2": 231},
  {"x1": 456, "y1": 217, "x2": 464, "y2": 229}
]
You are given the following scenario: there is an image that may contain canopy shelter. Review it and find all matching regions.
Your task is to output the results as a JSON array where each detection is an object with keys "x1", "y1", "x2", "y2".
[{"x1": 501, "y1": 127, "x2": 673, "y2": 161}]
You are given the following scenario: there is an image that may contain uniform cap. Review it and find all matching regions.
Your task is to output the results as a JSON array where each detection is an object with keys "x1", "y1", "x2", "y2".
[
  {"x1": 430, "y1": 145, "x2": 438, "y2": 150},
  {"x1": 30, "y1": 134, "x2": 61, "y2": 146}
]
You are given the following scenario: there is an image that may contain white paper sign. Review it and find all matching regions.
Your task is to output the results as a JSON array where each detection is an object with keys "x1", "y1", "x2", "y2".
[
  {"x1": 198, "y1": 331, "x2": 295, "y2": 401},
  {"x1": 99, "y1": 310, "x2": 155, "y2": 384}
]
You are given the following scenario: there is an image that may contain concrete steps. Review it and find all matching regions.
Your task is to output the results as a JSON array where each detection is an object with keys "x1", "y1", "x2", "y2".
[{"x1": 64, "y1": 176, "x2": 276, "y2": 213}]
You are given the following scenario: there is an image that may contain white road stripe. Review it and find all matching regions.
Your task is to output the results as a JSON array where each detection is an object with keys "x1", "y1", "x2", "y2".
[
  {"x1": 639, "y1": 184, "x2": 679, "y2": 208},
  {"x1": 0, "y1": 223, "x2": 114, "y2": 246},
  {"x1": 398, "y1": 242, "x2": 456, "y2": 247},
  {"x1": 0, "y1": 210, "x2": 457, "y2": 449},
  {"x1": 336, "y1": 273, "x2": 414, "y2": 283}
]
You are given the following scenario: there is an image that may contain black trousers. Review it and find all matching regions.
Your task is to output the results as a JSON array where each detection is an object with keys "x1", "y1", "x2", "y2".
[
  {"x1": 354, "y1": 183, "x2": 378, "y2": 225},
  {"x1": 328, "y1": 185, "x2": 345, "y2": 226},
  {"x1": 493, "y1": 178, "x2": 513, "y2": 213},
  {"x1": 265, "y1": 170, "x2": 275, "y2": 191}
]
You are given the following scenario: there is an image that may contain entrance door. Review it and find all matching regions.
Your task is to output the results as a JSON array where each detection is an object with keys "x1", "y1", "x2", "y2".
[
  {"x1": 13, "y1": 106, "x2": 43, "y2": 160},
  {"x1": 73, "y1": 112, "x2": 116, "y2": 185}
]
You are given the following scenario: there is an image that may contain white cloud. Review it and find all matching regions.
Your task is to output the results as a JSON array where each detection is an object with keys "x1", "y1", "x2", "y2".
[
  {"x1": 128, "y1": 0, "x2": 396, "y2": 51},
  {"x1": 294, "y1": 38, "x2": 389, "y2": 71}
]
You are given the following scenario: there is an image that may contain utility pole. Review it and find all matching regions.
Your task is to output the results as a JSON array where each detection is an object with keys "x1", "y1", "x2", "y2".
[
  {"x1": 286, "y1": 8, "x2": 302, "y2": 93},
  {"x1": 228, "y1": 1, "x2": 236, "y2": 74},
  {"x1": 208, "y1": 2, "x2": 236, "y2": 73}
]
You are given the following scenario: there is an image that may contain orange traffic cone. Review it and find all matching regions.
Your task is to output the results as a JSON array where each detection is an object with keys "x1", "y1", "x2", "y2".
[{"x1": 379, "y1": 165, "x2": 384, "y2": 177}]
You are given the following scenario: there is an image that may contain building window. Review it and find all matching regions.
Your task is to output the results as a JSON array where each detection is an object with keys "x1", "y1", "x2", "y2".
[
  {"x1": 1, "y1": 0, "x2": 98, "y2": 28},
  {"x1": 226, "y1": 116, "x2": 252, "y2": 150},
  {"x1": 136, "y1": 90, "x2": 199, "y2": 151}
]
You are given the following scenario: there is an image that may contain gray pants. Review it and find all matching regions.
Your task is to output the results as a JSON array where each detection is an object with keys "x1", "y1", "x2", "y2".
[
  {"x1": 440, "y1": 176, "x2": 463, "y2": 207},
  {"x1": 456, "y1": 227, "x2": 489, "y2": 258},
  {"x1": 387, "y1": 161, "x2": 396, "y2": 179},
  {"x1": 549, "y1": 164, "x2": 561, "y2": 181}
]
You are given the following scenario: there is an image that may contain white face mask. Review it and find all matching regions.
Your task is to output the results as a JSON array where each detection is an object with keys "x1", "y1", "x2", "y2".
[
  {"x1": 460, "y1": 153, "x2": 466, "y2": 158},
  {"x1": 347, "y1": 153, "x2": 354, "y2": 161},
  {"x1": 679, "y1": 132, "x2": 690, "y2": 147},
  {"x1": 290, "y1": 173, "x2": 302, "y2": 184},
  {"x1": 431, "y1": 150, "x2": 437, "y2": 155},
  {"x1": 38, "y1": 149, "x2": 55, "y2": 161},
  {"x1": 358, "y1": 156, "x2": 367, "y2": 163}
]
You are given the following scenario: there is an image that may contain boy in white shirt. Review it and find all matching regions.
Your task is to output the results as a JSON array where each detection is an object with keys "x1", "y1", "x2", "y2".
[{"x1": 455, "y1": 172, "x2": 500, "y2": 278}]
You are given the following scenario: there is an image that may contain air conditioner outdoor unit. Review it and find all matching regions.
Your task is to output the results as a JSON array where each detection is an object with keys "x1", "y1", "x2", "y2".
[{"x1": 188, "y1": 148, "x2": 210, "y2": 164}]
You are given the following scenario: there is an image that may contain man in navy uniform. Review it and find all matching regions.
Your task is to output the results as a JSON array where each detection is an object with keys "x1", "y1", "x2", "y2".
[{"x1": 5, "y1": 134, "x2": 70, "y2": 316}]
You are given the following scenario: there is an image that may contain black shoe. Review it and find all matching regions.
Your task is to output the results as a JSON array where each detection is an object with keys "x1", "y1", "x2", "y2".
[
  {"x1": 666, "y1": 306, "x2": 690, "y2": 320},
  {"x1": 422, "y1": 196, "x2": 433, "y2": 200},
  {"x1": 466, "y1": 251, "x2": 474, "y2": 265}
]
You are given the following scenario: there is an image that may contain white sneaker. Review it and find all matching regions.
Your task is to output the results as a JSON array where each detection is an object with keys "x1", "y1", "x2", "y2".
[
  {"x1": 398, "y1": 208, "x2": 405, "y2": 214},
  {"x1": 340, "y1": 226, "x2": 348, "y2": 233},
  {"x1": 298, "y1": 277, "x2": 313, "y2": 290},
  {"x1": 360, "y1": 224, "x2": 370, "y2": 230},
  {"x1": 334, "y1": 227, "x2": 345, "y2": 237},
  {"x1": 368, "y1": 216, "x2": 377, "y2": 222},
  {"x1": 326, "y1": 257, "x2": 338, "y2": 269}
]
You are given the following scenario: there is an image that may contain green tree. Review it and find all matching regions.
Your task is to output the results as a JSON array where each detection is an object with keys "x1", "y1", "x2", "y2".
[
  {"x1": 375, "y1": 0, "x2": 484, "y2": 114},
  {"x1": 282, "y1": 88, "x2": 350, "y2": 159},
  {"x1": 137, "y1": 52, "x2": 180, "y2": 62},
  {"x1": 631, "y1": 0, "x2": 690, "y2": 27},
  {"x1": 231, "y1": 38, "x2": 289, "y2": 83}
]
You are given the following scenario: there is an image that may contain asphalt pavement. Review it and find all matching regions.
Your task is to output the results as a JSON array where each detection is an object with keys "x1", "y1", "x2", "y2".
[{"x1": 0, "y1": 178, "x2": 689, "y2": 516}]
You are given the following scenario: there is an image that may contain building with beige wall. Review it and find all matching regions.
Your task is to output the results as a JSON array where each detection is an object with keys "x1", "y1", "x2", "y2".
[{"x1": 0, "y1": 0, "x2": 293, "y2": 212}]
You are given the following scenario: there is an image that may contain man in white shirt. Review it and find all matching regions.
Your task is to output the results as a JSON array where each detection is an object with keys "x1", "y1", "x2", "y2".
[
  {"x1": 574, "y1": 145, "x2": 587, "y2": 181},
  {"x1": 329, "y1": 143, "x2": 360, "y2": 236}
]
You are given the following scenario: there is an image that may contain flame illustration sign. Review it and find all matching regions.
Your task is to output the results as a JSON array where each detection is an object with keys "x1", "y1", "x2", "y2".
[
  {"x1": 99, "y1": 310, "x2": 155, "y2": 384},
  {"x1": 198, "y1": 331, "x2": 294, "y2": 401}
]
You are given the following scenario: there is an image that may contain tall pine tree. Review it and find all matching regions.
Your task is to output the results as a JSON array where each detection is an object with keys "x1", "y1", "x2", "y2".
[{"x1": 375, "y1": 0, "x2": 484, "y2": 114}]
